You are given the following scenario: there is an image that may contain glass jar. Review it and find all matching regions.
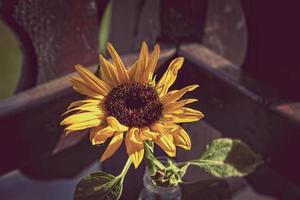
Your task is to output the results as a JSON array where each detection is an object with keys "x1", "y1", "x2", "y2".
[{"x1": 138, "y1": 157, "x2": 182, "y2": 200}]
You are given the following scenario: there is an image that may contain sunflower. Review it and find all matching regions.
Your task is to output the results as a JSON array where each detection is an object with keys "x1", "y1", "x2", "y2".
[{"x1": 61, "y1": 42, "x2": 204, "y2": 168}]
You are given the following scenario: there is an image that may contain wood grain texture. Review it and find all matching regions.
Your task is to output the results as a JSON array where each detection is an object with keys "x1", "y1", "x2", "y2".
[{"x1": 0, "y1": 47, "x2": 176, "y2": 176}]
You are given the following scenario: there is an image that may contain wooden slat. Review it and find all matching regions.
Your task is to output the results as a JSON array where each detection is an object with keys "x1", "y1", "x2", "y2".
[
  {"x1": 177, "y1": 43, "x2": 300, "y2": 188},
  {"x1": 0, "y1": 47, "x2": 176, "y2": 176}
]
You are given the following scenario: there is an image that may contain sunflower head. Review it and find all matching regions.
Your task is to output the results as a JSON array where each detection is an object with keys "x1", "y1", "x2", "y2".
[{"x1": 61, "y1": 42, "x2": 204, "y2": 168}]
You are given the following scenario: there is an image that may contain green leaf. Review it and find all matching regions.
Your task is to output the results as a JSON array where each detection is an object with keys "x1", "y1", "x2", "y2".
[
  {"x1": 0, "y1": 20, "x2": 22, "y2": 99},
  {"x1": 74, "y1": 171, "x2": 123, "y2": 200},
  {"x1": 181, "y1": 179, "x2": 231, "y2": 200},
  {"x1": 191, "y1": 138, "x2": 263, "y2": 177},
  {"x1": 99, "y1": 0, "x2": 113, "y2": 54}
]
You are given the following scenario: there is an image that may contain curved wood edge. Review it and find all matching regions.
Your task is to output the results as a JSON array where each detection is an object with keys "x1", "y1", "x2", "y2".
[
  {"x1": 0, "y1": 46, "x2": 176, "y2": 176},
  {"x1": 0, "y1": 0, "x2": 38, "y2": 92}
]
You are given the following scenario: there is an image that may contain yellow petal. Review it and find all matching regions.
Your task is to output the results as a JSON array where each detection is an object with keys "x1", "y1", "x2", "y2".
[
  {"x1": 170, "y1": 124, "x2": 191, "y2": 150},
  {"x1": 163, "y1": 107, "x2": 204, "y2": 123},
  {"x1": 163, "y1": 99, "x2": 198, "y2": 114},
  {"x1": 162, "y1": 84, "x2": 199, "y2": 104},
  {"x1": 89, "y1": 124, "x2": 105, "y2": 141},
  {"x1": 156, "y1": 57, "x2": 184, "y2": 98},
  {"x1": 144, "y1": 44, "x2": 160, "y2": 83},
  {"x1": 128, "y1": 60, "x2": 138, "y2": 82},
  {"x1": 65, "y1": 118, "x2": 102, "y2": 131},
  {"x1": 107, "y1": 116, "x2": 128, "y2": 132},
  {"x1": 75, "y1": 64, "x2": 111, "y2": 95},
  {"x1": 125, "y1": 128, "x2": 144, "y2": 168},
  {"x1": 99, "y1": 54, "x2": 120, "y2": 87},
  {"x1": 63, "y1": 102, "x2": 104, "y2": 116},
  {"x1": 139, "y1": 127, "x2": 159, "y2": 140},
  {"x1": 134, "y1": 42, "x2": 149, "y2": 82},
  {"x1": 155, "y1": 134, "x2": 176, "y2": 157},
  {"x1": 61, "y1": 112, "x2": 101, "y2": 126},
  {"x1": 107, "y1": 43, "x2": 129, "y2": 84},
  {"x1": 67, "y1": 99, "x2": 100, "y2": 110},
  {"x1": 70, "y1": 77, "x2": 105, "y2": 99},
  {"x1": 151, "y1": 122, "x2": 176, "y2": 157},
  {"x1": 100, "y1": 131, "x2": 123, "y2": 162},
  {"x1": 90, "y1": 126, "x2": 115, "y2": 145}
]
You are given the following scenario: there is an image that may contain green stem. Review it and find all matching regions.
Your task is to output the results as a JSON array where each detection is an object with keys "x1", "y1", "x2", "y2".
[
  {"x1": 175, "y1": 161, "x2": 189, "y2": 168},
  {"x1": 118, "y1": 158, "x2": 132, "y2": 183},
  {"x1": 144, "y1": 142, "x2": 165, "y2": 174}
]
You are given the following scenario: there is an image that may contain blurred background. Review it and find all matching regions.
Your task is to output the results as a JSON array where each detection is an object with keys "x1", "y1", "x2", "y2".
[{"x1": 1, "y1": 0, "x2": 300, "y2": 199}]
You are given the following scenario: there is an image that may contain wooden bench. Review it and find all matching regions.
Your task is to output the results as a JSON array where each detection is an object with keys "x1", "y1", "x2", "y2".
[{"x1": 1, "y1": 0, "x2": 300, "y2": 199}]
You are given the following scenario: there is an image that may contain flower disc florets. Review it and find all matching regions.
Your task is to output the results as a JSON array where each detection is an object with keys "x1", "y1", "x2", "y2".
[{"x1": 104, "y1": 83, "x2": 163, "y2": 127}]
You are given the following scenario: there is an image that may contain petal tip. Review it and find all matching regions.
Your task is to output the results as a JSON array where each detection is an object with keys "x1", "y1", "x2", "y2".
[{"x1": 74, "y1": 64, "x2": 83, "y2": 71}]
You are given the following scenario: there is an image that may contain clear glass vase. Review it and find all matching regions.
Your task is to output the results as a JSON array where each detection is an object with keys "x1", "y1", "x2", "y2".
[{"x1": 138, "y1": 158, "x2": 182, "y2": 200}]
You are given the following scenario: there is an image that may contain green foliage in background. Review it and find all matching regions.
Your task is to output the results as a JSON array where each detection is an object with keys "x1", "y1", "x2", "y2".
[
  {"x1": 0, "y1": 20, "x2": 22, "y2": 100},
  {"x1": 99, "y1": 0, "x2": 113, "y2": 55}
]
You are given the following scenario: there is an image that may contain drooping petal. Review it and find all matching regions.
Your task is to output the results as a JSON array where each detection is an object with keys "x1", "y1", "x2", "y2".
[
  {"x1": 139, "y1": 127, "x2": 159, "y2": 141},
  {"x1": 163, "y1": 107, "x2": 204, "y2": 123},
  {"x1": 99, "y1": 54, "x2": 120, "y2": 87},
  {"x1": 163, "y1": 99, "x2": 198, "y2": 114},
  {"x1": 100, "y1": 131, "x2": 124, "y2": 162},
  {"x1": 151, "y1": 122, "x2": 176, "y2": 157},
  {"x1": 107, "y1": 43, "x2": 129, "y2": 84},
  {"x1": 170, "y1": 124, "x2": 191, "y2": 150},
  {"x1": 70, "y1": 77, "x2": 105, "y2": 99},
  {"x1": 155, "y1": 133, "x2": 176, "y2": 157},
  {"x1": 144, "y1": 44, "x2": 160, "y2": 83},
  {"x1": 89, "y1": 124, "x2": 105, "y2": 141},
  {"x1": 75, "y1": 64, "x2": 111, "y2": 95},
  {"x1": 107, "y1": 116, "x2": 128, "y2": 132},
  {"x1": 156, "y1": 57, "x2": 184, "y2": 98},
  {"x1": 125, "y1": 128, "x2": 144, "y2": 168},
  {"x1": 134, "y1": 42, "x2": 149, "y2": 82},
  {"x1": 90, "y1": 126, "x2": 115, "y2": 145},
  {"x1": 162, "y1": 84, "x2": 199, "y2": 105}
]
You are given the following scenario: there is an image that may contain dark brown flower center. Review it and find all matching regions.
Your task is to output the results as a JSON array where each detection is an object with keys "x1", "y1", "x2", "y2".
[{"x1": 104, "y1": 83, "x2": 163, "y2": 127}]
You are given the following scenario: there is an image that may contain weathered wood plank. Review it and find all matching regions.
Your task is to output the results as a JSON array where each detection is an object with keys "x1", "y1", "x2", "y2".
[
  {"x1": 0, "y1": 47, "x2": 176, "y2": 176},
  {"x1": 177, "y1": 43, "x2": 300, "y2": 186}
]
